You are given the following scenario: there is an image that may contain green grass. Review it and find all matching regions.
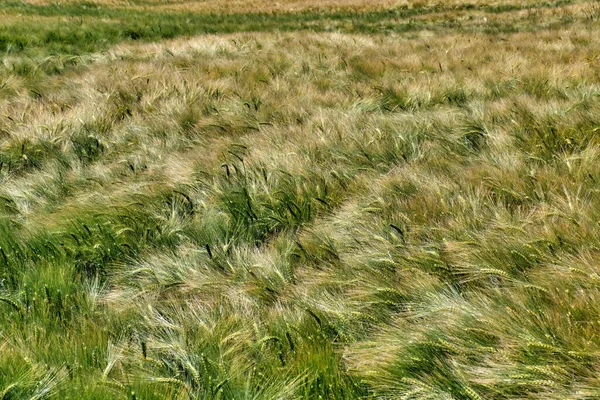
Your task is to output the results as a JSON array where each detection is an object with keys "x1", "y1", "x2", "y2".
[{"x1": 2, "y1": 0, "x2": 600, "y2": 398}]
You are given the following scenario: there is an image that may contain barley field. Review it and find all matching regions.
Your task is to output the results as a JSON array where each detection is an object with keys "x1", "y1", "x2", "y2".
[{"x1": 1, "y1": 0, "x2": 600, "y2": 399}]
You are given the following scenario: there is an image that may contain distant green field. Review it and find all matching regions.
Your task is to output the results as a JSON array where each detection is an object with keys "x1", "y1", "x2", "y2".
[
  {"x1": 0, "y1": 0, "x2": 580, "y2": 57},
  {"x1": 2, "y1": 0, "x2": 600, "y2": 399}
]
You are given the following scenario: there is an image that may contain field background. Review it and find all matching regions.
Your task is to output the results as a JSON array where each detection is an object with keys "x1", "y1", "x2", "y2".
[{"x1": 2, "y1": 0, "x2": 600, "y2": 399}]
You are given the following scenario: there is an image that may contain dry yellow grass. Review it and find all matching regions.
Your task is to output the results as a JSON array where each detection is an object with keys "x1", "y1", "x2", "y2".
[
  {"x1": 17, "y1": 0, "x2": 589, "y2": 13},
  {"x1": 19, "y1": 0, "x2": 402, "y2": 12}
]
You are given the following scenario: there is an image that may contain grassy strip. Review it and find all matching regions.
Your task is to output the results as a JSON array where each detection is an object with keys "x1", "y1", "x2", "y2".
[{"x1": 0, "y1": 0, "x2": 581, "y2": 57}]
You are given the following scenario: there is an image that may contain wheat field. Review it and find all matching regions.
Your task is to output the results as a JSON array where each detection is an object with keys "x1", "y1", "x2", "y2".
[{"x1": 2, "y1": 0, "x2": 600, "y2": 399}]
